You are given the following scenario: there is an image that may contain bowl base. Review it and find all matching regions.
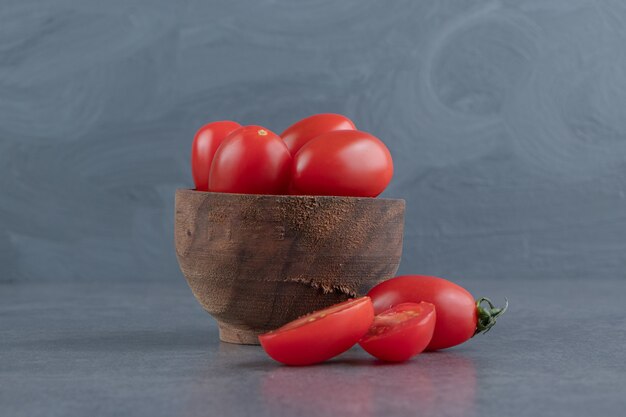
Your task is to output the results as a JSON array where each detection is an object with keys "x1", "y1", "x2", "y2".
[{"x1": 218, "y1": 322, "x2": 262, "y2": 345}]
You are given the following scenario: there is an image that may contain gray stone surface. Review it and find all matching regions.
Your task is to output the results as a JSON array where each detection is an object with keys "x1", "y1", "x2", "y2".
[
  {"x1": 3, "y1": 0, "x2": 626, "y2": 283},
  {"x1": 2, "y1": 278, "x2": 625, "y2": 417}
]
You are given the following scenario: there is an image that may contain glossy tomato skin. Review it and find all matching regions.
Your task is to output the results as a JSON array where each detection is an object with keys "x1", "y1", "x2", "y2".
[
  {"x1": 367, "y1": 276, "x2": 477, "y2": 351},
  {"x1": 281, "y1": 113, "x2": 356, "y2": 155},
  {"x1": 359, "y1": 302, "x2": 436, "y2": 362},
  {"x1": 191, "y1": 121, "x2": 242, "y2": 191},
  {"x1": 209, "y1": 126, "x2": 292, "y2": 195},
  {"x1": 259, "y1": 297, "x2": 374, "y2": 366},
  {"x1": 291, "y1": 130, "x2": 393, "y2": 197}
]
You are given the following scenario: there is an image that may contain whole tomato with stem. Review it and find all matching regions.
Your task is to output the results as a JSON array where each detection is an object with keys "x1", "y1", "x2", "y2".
[
  {"x1": 281, "y1": 113, "x2": 356, "y2": 155},
  {"x1": 209, "y1": 126, "x2": 292, "y2": 195},
  {"x1": 191, "y1": 121, "x2": 241, "y2": 191},
  {"x1": 367, "y1": 275, "x2": 507, "y2": 351},
  {"x1": 291, "y1": 130, "x2": 393, "y2": 197},
  {"x1": 259, "y1": 297, "x2": 374, "y2": 366}
]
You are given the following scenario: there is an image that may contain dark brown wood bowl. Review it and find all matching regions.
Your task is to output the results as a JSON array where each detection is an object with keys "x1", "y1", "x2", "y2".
[{"x1": 174, "y1": 189, "x2": 405, "y2": 345}]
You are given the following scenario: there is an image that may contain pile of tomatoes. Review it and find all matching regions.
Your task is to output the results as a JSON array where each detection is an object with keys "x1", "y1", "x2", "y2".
[
  {"x1": 189, "y1": 115, "x2": 507, "y2": 366},
  {"x1": 260, "y1": 275, "x2": 507, "y2": 366},
  {"x1": 191, "y1": 114, "x2": 393, "y2": 197}
]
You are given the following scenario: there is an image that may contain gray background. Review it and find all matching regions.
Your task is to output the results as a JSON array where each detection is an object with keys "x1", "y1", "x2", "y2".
[{"x1": 2, "y1": 0, "x2": 626, "y2": 283}]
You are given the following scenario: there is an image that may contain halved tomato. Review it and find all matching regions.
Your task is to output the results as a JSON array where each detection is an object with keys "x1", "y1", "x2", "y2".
[
  {"x1": 359, "y1": 302, "x2": 436, "y2": 362},
  {"x1": 259, "y1": 297, "x2": 374, "y2": 366}
]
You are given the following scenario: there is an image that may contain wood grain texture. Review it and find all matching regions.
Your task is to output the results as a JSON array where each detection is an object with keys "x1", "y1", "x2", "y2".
[
  {"x1": 175, "y1": 190, "x2": 405, "y2": 344},
  {"x1": 3, "y1": 1, "x2": 626, "y2": 284}
]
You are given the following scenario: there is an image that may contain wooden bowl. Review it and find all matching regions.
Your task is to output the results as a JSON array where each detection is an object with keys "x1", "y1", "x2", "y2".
[{"x1": 174, "y1": 189, "x2": 405, "y2": 345}]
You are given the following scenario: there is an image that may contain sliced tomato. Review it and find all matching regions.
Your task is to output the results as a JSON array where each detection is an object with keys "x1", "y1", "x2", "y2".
[
  {"x1": 259, "y1": 297, "x2": 374, "y2": 366},
  {"x1": 359, "y1": 302, "x2": 436, "y2": 362}
]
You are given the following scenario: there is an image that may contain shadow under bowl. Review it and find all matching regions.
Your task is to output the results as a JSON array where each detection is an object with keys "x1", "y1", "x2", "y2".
[{"x1": 175, "y1": 189, "x2": 405, "y2": 345}]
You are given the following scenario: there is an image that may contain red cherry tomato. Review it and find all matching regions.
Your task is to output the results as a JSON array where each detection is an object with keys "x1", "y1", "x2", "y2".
[
  {"x1": 209, "y1": 126, "x2": 292, "y2": 195},
  {"x1": 281, "y1": 113, "x2": 356, "y2": 155},
  {"x1": 191, "y1": 121, "x2": 241, "y2": 191},
  {"x1": 259, "y1": 297, "x2": 374, "y2": 366},
  {"x1": 367, "y1": 275, "x2": 507, "y2": 351},
  {"x1": 291, "y1": 130, "x2": 393, "y2": 197},
  {"x1": 359, "y1": 302, "x2": 436, "y2": 362}
]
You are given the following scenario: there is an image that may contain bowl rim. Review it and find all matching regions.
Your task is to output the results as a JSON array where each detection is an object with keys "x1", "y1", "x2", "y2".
[{"x1": 176, "y1": 188, "x2": 405, "y2": 203}]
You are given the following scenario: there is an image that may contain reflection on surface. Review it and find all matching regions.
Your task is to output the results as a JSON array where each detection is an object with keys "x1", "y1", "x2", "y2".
[
  {"x1": 179, "y1": 344, "x2": 477, "y2": 417},
  {"x1": 260, "y1": 351, "x2": 476, "y2": 417},
  {"x1": 262, "y1": 359, "x2": 375, "y2": 416}
]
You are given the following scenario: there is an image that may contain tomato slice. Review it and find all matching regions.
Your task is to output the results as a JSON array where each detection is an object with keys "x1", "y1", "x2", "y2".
[
  {"x1": 259, "y1": 297, "x2": 374, "y2": 366},
  {"x1": 359, "y1": 302, "x2": 436, "y2": 362}
]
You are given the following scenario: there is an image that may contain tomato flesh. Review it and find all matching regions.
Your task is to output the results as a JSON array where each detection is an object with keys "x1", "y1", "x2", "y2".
[
  {"x1": 281, "y1": 113, "x2": 356, "y2": 155},
  {"x1": 368, "y1": 275, "x2": 477, "y2": 351},
  {"x1": 191, "y1": 121, "x2": 241, "y2": 191},
  {"x1": 359, "y1": 302, "x2": 436, "y2": 362},
  {"x1": 259, "y1": 297, "x2": 374, "y2": 366}
]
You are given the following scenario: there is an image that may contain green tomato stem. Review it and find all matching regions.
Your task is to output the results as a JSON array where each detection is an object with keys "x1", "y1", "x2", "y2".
[{"x1": 474, "y1": 297, "x2": 508, "y2": 336}]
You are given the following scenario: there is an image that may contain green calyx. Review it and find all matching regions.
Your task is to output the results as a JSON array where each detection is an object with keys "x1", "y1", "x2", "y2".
[{"x1": 474, "y1": 297, "x2": 508, "y2": 336}]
